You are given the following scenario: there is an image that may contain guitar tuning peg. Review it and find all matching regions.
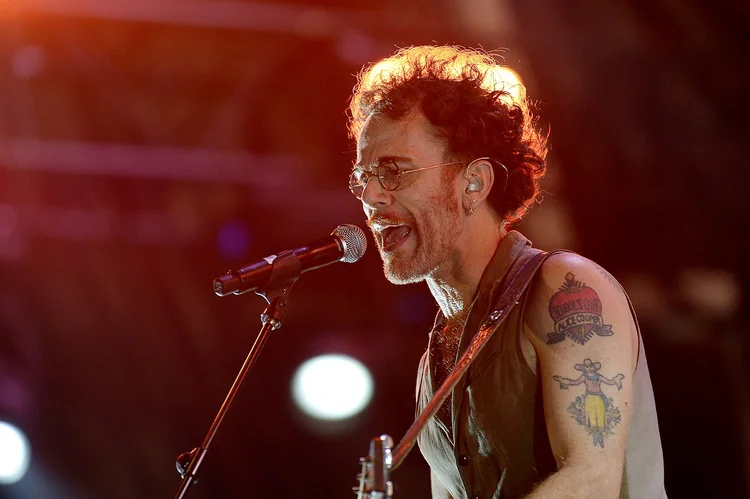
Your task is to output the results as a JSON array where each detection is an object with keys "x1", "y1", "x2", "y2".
[{"x1": 380, "y1": 434, "x2": 394, "y2": 448}]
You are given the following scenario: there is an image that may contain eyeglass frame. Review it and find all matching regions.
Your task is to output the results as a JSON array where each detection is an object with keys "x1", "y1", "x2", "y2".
[{"x1": 349, "y1": 157, "x2": 493, "y2": 200}]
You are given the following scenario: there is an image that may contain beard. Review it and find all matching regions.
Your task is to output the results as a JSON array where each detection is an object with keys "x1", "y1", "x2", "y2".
[{"x1": 380, "y1": 182, "x2": 462, "y2": 285}]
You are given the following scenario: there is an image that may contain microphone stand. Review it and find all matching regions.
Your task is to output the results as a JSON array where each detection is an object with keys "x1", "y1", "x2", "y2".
[{"x1": 172, "y1": 250, "x2": 302, "y2": 499}]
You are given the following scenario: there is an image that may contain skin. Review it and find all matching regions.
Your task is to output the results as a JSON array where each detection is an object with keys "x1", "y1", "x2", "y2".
[
  {"x1": 356, "y1": 110, "x2": 502, "y2": 324},
  {"x1": 355, "y1": 109, "x2": 638, "y2": 499}
]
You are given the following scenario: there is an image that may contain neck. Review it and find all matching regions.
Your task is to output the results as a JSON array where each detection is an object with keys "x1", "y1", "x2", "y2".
[{"x1": 426, "y1": 215, "x2": 506, "y2": 323}]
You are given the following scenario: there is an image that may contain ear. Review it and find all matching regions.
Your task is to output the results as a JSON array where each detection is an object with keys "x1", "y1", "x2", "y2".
[{"x1": 462, "y1": 157, "x2": 495, "y2": 209}]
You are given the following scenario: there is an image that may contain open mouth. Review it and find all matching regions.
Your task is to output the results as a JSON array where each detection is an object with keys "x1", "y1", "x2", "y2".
[{"x1": 378, "y1": 224, "x2": 412, "y2": 252}]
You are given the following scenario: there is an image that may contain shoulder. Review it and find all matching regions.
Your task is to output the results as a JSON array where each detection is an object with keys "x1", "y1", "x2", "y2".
[
  {"x1": 532, "y1": 252, "x2": 626, "y2": 305},
  {"x1": 524, "y1": 252, "x2": 635, "y2": 346},
  {"x1": 539, "y1": 252, "x2": 624, "y2": 291}
]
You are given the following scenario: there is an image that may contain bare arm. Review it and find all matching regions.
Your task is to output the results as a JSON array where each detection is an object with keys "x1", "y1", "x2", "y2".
[{"x1": 522, "y1": 254, "x2": 637, "y2": 499}]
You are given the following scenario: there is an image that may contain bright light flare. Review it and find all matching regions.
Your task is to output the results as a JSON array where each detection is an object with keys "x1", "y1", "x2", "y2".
[
  {"x1": 485, "y1": 66, "x2": 525, "y2": 102},
  {"x1": 291, "y1": 354, "x2": 373, "y2": 421},
  {"x1": 363, "y1": 49, "x2": 525, "y2": 104},
  {"x1": 0, "y1": 421, "x2": 31, "y2": 484}
]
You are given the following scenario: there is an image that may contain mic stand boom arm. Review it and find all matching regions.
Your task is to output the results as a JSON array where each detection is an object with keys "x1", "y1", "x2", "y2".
[{"x1": 172, "y1": 249, "x2": 302, "y2": 499}]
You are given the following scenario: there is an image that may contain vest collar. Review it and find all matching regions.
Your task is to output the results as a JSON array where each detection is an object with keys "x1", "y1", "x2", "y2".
[{"x1": 430, "y1": 230, "x2": 532, "y2": 332}]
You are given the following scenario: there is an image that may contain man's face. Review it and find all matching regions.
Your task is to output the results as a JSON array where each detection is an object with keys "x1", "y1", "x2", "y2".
[{"x1": 355, "y1": 111, "x2": 464, "y2": 284}]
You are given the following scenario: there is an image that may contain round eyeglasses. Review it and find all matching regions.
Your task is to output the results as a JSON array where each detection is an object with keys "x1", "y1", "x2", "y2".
[{"x1": 348, "y1": 160, "x2": 463, "y2": 200}]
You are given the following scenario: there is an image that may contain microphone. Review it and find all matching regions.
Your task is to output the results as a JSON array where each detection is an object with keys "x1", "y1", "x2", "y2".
[{"x1": 213, "y1": 224, "x2": 367, "y2": 296}]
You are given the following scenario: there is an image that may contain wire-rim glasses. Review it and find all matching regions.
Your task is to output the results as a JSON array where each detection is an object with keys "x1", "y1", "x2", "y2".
[{"x1": 348, "y1": 160, "x2": 463, "y2": 200}]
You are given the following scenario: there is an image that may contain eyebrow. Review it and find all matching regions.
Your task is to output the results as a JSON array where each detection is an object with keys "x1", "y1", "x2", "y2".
[{"x1": 352, "y1": 155, "x2": 413, "y2": 170}]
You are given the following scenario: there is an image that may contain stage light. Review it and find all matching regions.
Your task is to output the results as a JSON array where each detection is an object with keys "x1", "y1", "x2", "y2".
[
  {"x1": 485, "y1": 66, "x2": 525, "y2": 102},
  {"x1": 216, "y1": 219, "x2": 251, "y2": 260},
  {"x1": 678, "y1": 268, "x2": 740, "y2": 318},
  {"x1": 291, "y1": 354, "x2": 373, "y2": 421},
  {"x1": 0, "y1": 421, "x2": 31, "y2": 484}
]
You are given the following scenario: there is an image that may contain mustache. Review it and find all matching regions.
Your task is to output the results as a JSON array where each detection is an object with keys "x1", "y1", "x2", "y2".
[{"x1": 366, "y1": 214, "x2": 411, "y2": 229}]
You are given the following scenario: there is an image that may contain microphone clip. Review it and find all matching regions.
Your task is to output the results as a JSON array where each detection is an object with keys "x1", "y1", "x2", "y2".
[{"x1": 256, "y1": 249, "x2": 302, "y2": 330}]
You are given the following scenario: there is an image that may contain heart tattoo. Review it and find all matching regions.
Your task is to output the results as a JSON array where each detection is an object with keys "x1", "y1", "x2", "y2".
[{"x1": 547, "y1": 272, "x2": 614, "y2": 345}]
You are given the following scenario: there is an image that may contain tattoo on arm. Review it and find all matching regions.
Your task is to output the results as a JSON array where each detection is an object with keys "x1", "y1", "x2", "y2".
[
  {"x1": 547, "y1": 273, "x2": 614, "y2": 345},
  {"x1": 553, "y1": 359, "x2": 624, "y2": 448},
  {"x1": 595, "y1": 264, "x2": 624, "y2": 293}
]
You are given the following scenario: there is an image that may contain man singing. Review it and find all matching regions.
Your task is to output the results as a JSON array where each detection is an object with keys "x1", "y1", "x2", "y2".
[{"x1": 347, "y1": 46, "x2": 666, "y2": 498}]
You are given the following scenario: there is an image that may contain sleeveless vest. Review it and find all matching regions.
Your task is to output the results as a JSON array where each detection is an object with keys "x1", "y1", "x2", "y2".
[{"x1": 415, "y1": 231, "x2": 666, "y2": 498}]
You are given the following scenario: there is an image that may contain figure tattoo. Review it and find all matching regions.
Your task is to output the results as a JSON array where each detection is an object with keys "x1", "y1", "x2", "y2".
[
  {"x1": 547, "y1": 273, "x2": 614, "y2": 345},
  {"x1": 553, "y1": 359, "x2": 624, "y2": 448}
]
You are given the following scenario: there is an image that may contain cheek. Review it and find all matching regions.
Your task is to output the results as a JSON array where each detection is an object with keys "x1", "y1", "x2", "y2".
[{"x1": 362, "y1": 202, "x2": 375, "y2": 218}]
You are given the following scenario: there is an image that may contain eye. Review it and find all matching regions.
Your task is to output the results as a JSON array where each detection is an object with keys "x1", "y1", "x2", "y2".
[{"x1": 378, "y1": 160, "x2": 399, "y2": 179}]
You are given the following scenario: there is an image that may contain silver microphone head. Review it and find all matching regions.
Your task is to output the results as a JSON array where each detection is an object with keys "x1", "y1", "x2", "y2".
[{"x1": 333, "y1": 224, "x2": 367, "y2": 263}]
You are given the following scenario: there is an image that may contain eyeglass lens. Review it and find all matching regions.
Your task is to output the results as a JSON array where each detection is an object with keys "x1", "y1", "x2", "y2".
[{"x1": 349, "y1": 161, "x2": 399, "y2": 198}]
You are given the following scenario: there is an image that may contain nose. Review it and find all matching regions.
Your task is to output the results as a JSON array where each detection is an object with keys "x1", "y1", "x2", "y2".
[{"x1": 360, "y1": 174, "x2": 391, "y2": 211}]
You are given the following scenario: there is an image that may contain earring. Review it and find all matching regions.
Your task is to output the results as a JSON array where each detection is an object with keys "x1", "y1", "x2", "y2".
[{"x1": 468, "y1": 199, "x2": 476, "y2": 215}]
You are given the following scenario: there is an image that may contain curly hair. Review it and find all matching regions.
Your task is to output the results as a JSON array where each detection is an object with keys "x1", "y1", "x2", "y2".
[{"x1": 348, "y1": 45, "x2": 548, "y2": 225}]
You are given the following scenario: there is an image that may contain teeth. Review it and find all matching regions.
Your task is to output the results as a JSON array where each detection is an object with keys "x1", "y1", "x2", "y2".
[{"x1": 371, "y1": 222, "x2": 402, "y2": 233}]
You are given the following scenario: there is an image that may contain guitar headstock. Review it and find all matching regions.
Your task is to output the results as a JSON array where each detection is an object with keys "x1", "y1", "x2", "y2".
[{"x1": 354, "y1": 434, "x2": 394, "y2": 499}]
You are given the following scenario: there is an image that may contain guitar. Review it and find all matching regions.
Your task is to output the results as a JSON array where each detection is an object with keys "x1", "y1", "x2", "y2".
[{"x1": 354, "y1": 434, "x2": 394, "y2": 498}]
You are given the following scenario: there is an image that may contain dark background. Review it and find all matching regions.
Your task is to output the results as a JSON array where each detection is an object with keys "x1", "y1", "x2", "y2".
[{"x1": 0, "y1": 1, "x2": 748, "y2": 498}]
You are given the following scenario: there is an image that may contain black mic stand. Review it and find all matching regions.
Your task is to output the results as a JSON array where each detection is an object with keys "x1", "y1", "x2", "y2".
[{"x1": 172, "y1": 250, "x2": 302, "y2": 499}]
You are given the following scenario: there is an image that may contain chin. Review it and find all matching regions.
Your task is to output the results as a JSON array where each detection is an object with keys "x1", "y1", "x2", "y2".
[
  {"x1": 381, "y1": 254, "x2": 431, "y2": 285},
  {"x1": 384, "y1": 269, "x2": 423, "y2": 285}
]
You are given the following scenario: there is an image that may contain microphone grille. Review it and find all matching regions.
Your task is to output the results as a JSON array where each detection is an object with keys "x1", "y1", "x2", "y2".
[{"x1": 333, "y1": 224, "x2": 367, "y2": 263}]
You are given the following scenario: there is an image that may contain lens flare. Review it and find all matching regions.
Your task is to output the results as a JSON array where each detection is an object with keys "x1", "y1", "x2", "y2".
[
  {"x1": 291, "y1": 354, "x2": 373, "y2": 421},
  {"x1": 0, "y1": 421, "x2": 31, "y2": 484}
]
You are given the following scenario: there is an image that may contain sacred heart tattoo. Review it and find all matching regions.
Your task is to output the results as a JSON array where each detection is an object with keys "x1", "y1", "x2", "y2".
[
  {"x1": 547, "y1": 272, "x2": 613, "y2": 345},
  {"x1": 553, "y1": 359, "x2": 624, "y2": 448}
]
